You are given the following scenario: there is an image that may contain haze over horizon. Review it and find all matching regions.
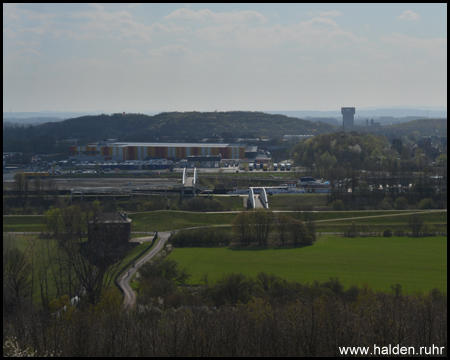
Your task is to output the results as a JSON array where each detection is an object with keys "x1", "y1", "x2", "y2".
[{"x1": 3, "y1": 4, "x2": 447, "y2": 113}]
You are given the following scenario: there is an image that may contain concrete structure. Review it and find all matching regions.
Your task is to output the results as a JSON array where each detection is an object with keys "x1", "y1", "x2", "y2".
[
  {"x1": 69, "y1": 141, "x2": 246, "y2": 162},
  {"x1": 180, "y1": 155, "x2": 222, "y2": 168},
  {"x1": 244, "y1": 145, "x2": 258, "y2": 159},
  {"x1": 181, "y1": 167, "x2": 198, "y2": 198},
  {"x1": 341, "y1": 107, "x2": 355, "y2": 128}
]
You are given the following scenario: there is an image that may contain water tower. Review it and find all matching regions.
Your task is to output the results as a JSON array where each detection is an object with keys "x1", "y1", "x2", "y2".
[{"x1": 341, "y1": 107, "x2": 355, "y2": 127}]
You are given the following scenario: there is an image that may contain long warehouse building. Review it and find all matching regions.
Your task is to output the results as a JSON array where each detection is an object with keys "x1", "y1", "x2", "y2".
[{"x1": 69, "y1": 141, "x2": 247, "y2": 162}]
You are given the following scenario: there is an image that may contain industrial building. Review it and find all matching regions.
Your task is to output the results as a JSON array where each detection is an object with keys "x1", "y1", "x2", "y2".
[
  {"x1": 341, "y1": 107, "x2": 355, "y2": 128},
  {"x1": 179, "y1": 155, "x2": 222, "y2": 168},
  {"x1": 69, "y1": 141, "x2": 247, "y2": 162}
]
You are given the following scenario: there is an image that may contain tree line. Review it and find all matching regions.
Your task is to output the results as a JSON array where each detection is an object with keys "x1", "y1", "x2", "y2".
[
  {"x1": 232, "y1": 207, "x2": 316, "y2": 247},
  {"x1": 167, "y1": 207, "x2": 317, "y2": 248},
  {"x1": 4, "y1": 261, "x2": 447, "y2": 356}
]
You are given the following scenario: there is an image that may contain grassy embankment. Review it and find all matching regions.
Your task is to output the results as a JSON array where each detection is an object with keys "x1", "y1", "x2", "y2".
[
  {"x1": 4, "y1": 209, "x2": 447, "y2": 233},
  {"x1": 268, "y1": 194, "x2": 328, "y2": 209},
  {"x1": 168, "y1": 235, "x2": 447, "y2": 294}
]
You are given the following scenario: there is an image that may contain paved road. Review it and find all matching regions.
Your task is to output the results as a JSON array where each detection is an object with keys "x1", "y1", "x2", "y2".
[{"x1": 117, "y1": 231, "x2": 173, "y2": 309}]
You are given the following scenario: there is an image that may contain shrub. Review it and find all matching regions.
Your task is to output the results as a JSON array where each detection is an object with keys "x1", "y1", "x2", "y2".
[
  {"x1": 379, "y1": 197, "x2": 393, "y2": 210},
  {"x1": 418, "y1": 198, "x2": 434, "y2": 209},
  {"x1": 394, "y1": 229, "x2": 404, "y2": 236},
  {"x1": 343, "y1": 285, "x2": 360, "y2": 303},
  {"x1": 394, "y1": 197, "x2": 408, "y2": 210},
  {"x1": 209, "y1": 273, "x2": 256, "y2": 306},
  {"x1": 407, "y1": 214, "x2": 424, "y2": 237},
  {"x1": 330, "y1": 199, "x2": 344, "y2": 211},
  {"x1": 421, "y1": 225, "x2": 436, "y2": 236},
  {"x1": 383, "y1": 229, "x2": 392, "y2": 237},
  {"x1": 320, "y1": 277, "x2": 344, "y2": 295},
  {"x1": 304, "y1": 235, "x2": 314, "y2": 246},
  {"x1": 169, "y1": 227, "x2": 231, "y2": 247},
  {"x1": 344, "y1": 221, "x2": 358, "y2": 237}
]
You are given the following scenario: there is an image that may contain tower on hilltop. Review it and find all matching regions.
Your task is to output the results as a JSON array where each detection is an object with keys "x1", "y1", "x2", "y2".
[{"x1": 341, "y1": 107, "x2": 355, "y2": 128}]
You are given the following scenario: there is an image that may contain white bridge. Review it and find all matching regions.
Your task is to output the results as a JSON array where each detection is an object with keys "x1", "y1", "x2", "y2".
[
  {"x1": 182, "y1": 167, "x2": 198, "y2": 197},
  {"x1": 248, "y1": 187, "x2": 269, "y2": 210}
]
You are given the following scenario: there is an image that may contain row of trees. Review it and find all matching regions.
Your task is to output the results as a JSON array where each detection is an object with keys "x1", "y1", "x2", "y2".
[
  {"x1": 169, "y1": 227, "x2": 232, "y2": 247},
  {"x1": 341, "y1": 214, "x2": 445, "y2": 238},
  {"x1": 4, "y1": 173, "x2": 60, "y2": 215},
  {"x1": 232, "y1": 207, "x2": 316, "y2": 246},
  {"x1": 323, "y1": 168, "x2": 447, "y2": 211}
]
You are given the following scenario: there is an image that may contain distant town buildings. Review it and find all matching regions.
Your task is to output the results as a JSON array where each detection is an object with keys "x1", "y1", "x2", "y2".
[
  {"x1": 365, "y1": 119, "x2": 381, "y2": 127},
  {"x1": 341, "y1": 107, "x2": 355, "y2": 127}
]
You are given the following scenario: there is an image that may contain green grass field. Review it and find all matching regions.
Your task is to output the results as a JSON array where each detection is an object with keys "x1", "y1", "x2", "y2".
[
  {"x1": 168, "y1": 235, "x2": 447, "y2": 294},
  {"x1": 207, "y1": 196, "x2": 246, "y2": 211},
  {"x1": 128, "y1": 211, "x2": 237, "y2": 232},
  {"x1": 3, "y1": 215, "x2": 46, "y2": 232}
]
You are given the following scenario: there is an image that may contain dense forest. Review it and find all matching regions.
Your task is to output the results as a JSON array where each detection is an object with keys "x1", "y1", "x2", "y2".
[{"x1": 293, "y1": 130, "x2": 446, "y2": 174}]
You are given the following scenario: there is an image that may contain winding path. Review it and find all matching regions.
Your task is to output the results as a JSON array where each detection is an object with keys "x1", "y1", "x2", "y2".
[{"x1": 117, "y1": 231, "x2": 173, "y2": 308}]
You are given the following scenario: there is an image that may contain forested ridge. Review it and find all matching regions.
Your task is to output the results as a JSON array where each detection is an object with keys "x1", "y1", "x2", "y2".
[{"x1": 3, "y1": 111, "x2": 337, "y2": 145}]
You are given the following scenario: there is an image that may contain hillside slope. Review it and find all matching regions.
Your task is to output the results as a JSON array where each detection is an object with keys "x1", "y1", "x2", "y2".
[{"x1": 4, "y1": 111, "x2": 337, "y2": 143}]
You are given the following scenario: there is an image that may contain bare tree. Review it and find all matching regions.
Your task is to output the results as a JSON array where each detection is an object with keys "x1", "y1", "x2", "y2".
[
  {"x1": 3, "y1": 237, "x2": 31, "y2": 308},
  {"x1": 36, "y1": 239, "x2": 51, "y2": 311},
  {"x1": 232, "y1": 210, "x2": 252, "y2": 245},
  {"x1": 13, "y1": 171, "x2": 26, "y2": 194},
  {"x1": 287, "y1": 218, "x2": 307, "y2": 246},
  {"x1": 407, "y1": 214, "x2": 424, "y2": 237},
  {"x1": 275, "y1": 213, "x2": 290, "y2": 246},
  {"x1": 292, "y1": 204, "x2": 317, "y2": 241},
  {"x1": 250, "y1": 209, "x2": 274, "y2": 246}
]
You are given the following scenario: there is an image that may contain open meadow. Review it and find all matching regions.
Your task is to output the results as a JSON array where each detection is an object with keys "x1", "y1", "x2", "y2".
[{"x1": 168, "y1": 235, "x2": 447, "y2": 294}]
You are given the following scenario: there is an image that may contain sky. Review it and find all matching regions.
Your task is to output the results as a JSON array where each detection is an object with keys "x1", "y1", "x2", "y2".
[{"x1": 3, "y1": 3, "x2": 447, "y2": 113}]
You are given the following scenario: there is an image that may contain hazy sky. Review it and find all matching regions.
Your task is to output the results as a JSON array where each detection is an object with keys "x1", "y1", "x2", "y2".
[{"x1": 3, "y1": 3, "x2": 447, "y2": 113}]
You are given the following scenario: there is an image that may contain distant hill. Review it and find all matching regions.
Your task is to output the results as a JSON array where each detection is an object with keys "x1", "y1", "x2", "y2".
[
  {"x1": 3, "y1": 117, "x2": 63, "y2": 127},
  {"x1": 4, "y1": 111, "x2": 337, "y2": 144},
  {"x1": 2, "y1": 111, "x2": 103, "y2": 120},
  {"x1": 384, "y1": 118, "x2": 447, "y2": 137},
  {"x1": 266, "y1": 108, "x2": 447, "y2": 119}
]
